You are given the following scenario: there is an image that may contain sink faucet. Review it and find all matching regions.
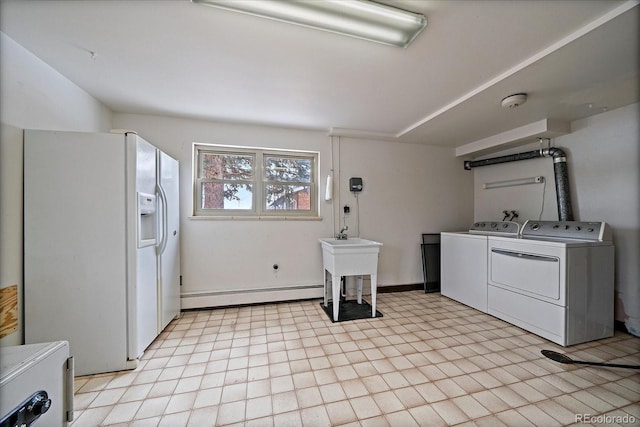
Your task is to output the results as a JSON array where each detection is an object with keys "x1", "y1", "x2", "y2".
[{"x1": 336, "y1": 225, "x2": 348, "y2": 240}]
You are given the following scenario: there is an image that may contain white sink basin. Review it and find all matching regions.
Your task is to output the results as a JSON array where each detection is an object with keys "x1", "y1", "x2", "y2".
[{"x1": 319, "y1": 238, "x2": 382, "y2": 250}]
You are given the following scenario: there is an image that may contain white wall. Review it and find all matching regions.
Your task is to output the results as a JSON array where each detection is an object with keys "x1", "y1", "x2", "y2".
[
  {"x1": 338, "y1": 137, "x2": 474, "y2": 285},
  {"x1": 113, "y1": 114, "x2": 474, "y2": 307},
  {"x1": 473, "y1": 103, "x2": 640, "y2": 333},
  {"x1": 0, "y1": 33, "x2": 113, "y2": 346}
]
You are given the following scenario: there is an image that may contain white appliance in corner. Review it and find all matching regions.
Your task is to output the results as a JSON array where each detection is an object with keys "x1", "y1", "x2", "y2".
[
  {"x1": 24, "y1": 130, "x2": 180, "y2": 376},
  {"x1": 1, "y1": 341, "x2": 73, "y2": 426}
]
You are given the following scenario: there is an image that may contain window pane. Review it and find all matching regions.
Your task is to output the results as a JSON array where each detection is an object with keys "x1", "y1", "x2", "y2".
[
  {"x1": 202, "y1": 182, "x2": 253, "y2": 210},
  {"x1": 265, "y1": 185, "x2": 311, "y2": 210},
  {"x1": 201, "y1": 153, "x2": 253, "y2": 180},
  {"x1": 264, "y1": 156, "x2": 311, "y2": 183}
]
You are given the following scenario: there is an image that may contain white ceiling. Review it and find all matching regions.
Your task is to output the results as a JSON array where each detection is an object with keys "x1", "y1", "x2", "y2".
[{"x1": 1, "y1": 0, "x2": 638, "y2": 152}]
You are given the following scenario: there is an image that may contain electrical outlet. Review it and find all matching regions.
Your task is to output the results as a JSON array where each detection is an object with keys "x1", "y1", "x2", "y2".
[{"x1": 344, "y1": 205, "x2": 350, "y2": 214}]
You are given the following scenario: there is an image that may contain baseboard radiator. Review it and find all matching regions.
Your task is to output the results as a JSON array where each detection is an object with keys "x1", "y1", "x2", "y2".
[{"x1": 181, "y1": 284, "x2": 324, "y2": 310}]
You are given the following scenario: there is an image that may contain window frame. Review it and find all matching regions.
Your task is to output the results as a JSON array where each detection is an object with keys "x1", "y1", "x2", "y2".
[{"x1": 193, "y1": 143, "x2": 319, "y2": 219}]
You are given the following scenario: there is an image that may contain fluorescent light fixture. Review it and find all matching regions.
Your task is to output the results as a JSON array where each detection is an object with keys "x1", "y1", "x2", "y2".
[
  {"x1": 484, "y1": 176, "x2": 544, "y2": 189},
  {"x1": 192, "y1": 0, "x2": 427, "y2": 48}
]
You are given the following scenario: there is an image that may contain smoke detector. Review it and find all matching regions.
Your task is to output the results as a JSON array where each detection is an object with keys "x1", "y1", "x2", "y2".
[{"x1": 501, "y1": 93, "x2": 527, "y2": 109}]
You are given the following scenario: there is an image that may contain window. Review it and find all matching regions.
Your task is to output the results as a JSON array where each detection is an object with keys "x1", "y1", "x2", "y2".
[{"x1": 194, "y1": 144, "x2": 318, "y2": 218}]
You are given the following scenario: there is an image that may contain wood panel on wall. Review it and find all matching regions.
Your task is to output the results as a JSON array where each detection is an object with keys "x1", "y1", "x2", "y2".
[{"x1": 0, "y1": 284, "x2": 18, "y2": 338}]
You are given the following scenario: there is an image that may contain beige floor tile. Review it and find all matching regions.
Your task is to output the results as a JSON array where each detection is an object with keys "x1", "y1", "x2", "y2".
[
  {"x1": 431, "y1": 399, "x2": 469, "y2": 425},
  {"x1": 495, "y1": 408, "x2": 536, "y2": 426},
  {"x1": 221, "y1": 383, "x2": 247, "y2": 403},
  {"x1": 216, "y1": 399, "x2": 246, "y2": 425},
  {"x1": 508, "y1": 381, "x2": 548, "y2": 403},
  {"x1": 296, "y1": 386, "x2": 323, "y2": 408},
  {"x1": 245, "y1": 395, "x2": 272, "y2": 420},
  {"x1": 300, "y1": 405, "x2": 331, "y2": 426},
  {"x1": 452, "y1": 395, "x2": 491, "y2": 419},
  {"x1": 71, "y1": 292, "x2": 639, "y2": 426},
  {"x1": 272, "y1": 390, "x2": 299, "y2": 414},
  {"x1": 589, "y1": 385, "x2": 633, "y2": 407},
  {"x1": 135, "y1": 396, "x2": 171, "y2": 420},
  {"x1": 101, "y1": 401, "x2": 142, "y2": 425},
  {"x1": 157, "y1": 410, "x2": 190, "y2": 427},
  {"x1": 535, "y1": 399, "x2": 582, "y2": 425},
  {"x1": 319, "y1": 382, "x2": 347, "y2": 403},
  {"x1": 373, "y1": 391, "x2": 405, "y2": 414},
  {"x1": 272, "y1": 410, "x2": 302, "y2": 426},
  {"x1": 341, "y1": 378, "x2": 369, "y2": 398},
  {"x1": 70, "y1": 406, "x2": 112, "y2": 427},
  {"x1": 164, "y1": 392, "x2": 196, "y2": 415},
  {"x1": 433, "y1": 378, "x2": 467, "y2": 399},
  {"x1": 351, "y1": 395, "x2": 383, "y2": 419},
  {"x1": 270, "y1": 374, "x2": 294, "y2": 394},
  {"x1": 571, "y1": 389, "x2": 618, "y2": 412},
  {"x1": 325, "y1": 400, "x2": 357, "y2": 425},
  {"x1": 385, "y1": 409, "x2": 421, "y2": 426},
  {"x1": 187, "y1": 406, "x2": 218, "y2": 426},
  {"x1": 517, "y1": 404, "x2": 562, "y2": 426},
  {"x1": 394, "y1": 386, "x2": 427, "y2": 409},
  {"x1": 192, "y1": 386, "x2": 222, "y2": 409}
]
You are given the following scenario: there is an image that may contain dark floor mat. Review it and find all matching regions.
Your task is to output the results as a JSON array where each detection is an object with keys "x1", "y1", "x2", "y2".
[{"x1": 320, "y1": 300, "x2": 383, "y2": 323}]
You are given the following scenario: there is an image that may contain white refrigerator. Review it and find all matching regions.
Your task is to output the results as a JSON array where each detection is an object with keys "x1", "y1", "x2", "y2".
[{"x1": 24, "y1": 130, "x2": 180, "y2": 376}]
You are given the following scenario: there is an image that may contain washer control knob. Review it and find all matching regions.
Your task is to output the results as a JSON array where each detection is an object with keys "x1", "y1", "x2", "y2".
[
  {"x1": 502, "y1": 223, "x2": 508, "y2": 228},
  {"x1": 491, "y1": 223, "x2": 497, "y2": 228},
  {"x1": 564, "y1": 225, "x2": 570, "y2": 230},
  {"x1": 553, "y1": 224, "x2": 560, "y2": 229},
  {"x1": 575, "y1": 226, "x2": 581, "y2": 231},
  {"x1": 588, "y1": 228, "x2": 594, "y2": 232},
  {"x1": 531, "y1": 223, "x2": 540, "y2": 231},
  {"x1": 474, "y1": 223, "x2": 480, "y2": 227}
]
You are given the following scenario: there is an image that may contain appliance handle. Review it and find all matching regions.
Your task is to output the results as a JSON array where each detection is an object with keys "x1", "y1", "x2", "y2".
[
  {"x1": 157, "y1": 184, "x2": 169, "y2": 255},
  {"x1": 65, "y1": 356, "x2": 74, "y2": 422},
  {"x1": 491, "y1": 248, "x2": 559, "y2": 262}
]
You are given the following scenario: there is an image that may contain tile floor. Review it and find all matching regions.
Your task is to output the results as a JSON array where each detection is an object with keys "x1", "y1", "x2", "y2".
[{"x1": 71, "y1": 291, "x2": 639, "y2": 426}]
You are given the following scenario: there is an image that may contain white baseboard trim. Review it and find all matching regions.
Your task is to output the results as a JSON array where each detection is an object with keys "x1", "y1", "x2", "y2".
[{"x1": 181, "y1": 285, "x2": 324, "y2": 310}]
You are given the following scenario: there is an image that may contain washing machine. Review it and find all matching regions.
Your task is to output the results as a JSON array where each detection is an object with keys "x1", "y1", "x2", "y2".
[{"x1": 441, "y1": 221, "x2": 520, "y2": 312}]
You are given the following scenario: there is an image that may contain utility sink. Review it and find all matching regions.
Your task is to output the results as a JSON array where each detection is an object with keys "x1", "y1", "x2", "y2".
[
  {"x1": 319, "y1": 237, "x2": 383, "y2": 321},
  {"x1": 319, "y1": 238, "x2": 383, "y2": 249}
]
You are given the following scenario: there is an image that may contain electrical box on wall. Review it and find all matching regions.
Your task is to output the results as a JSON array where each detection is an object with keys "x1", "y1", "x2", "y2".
[{"x1": 349, "y1": 177, "x2": 363, "y2": 192}]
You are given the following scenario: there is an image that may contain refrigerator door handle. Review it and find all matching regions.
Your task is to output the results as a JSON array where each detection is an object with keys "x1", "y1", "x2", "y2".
[{"x1": 157, "y1": 183, "x2": 169, "y2": 255}]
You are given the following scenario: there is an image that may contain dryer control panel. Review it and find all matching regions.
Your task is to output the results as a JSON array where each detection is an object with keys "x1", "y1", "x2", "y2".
[{"x1": 521, "y1": 220, "x2": 611, "y2": 242}]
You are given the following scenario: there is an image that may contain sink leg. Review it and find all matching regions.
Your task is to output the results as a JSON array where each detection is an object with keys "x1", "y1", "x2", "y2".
[
  {"x1": 371, "y1": 274, "x2": 377, "y2": 318},
  {"x1": 323, "y1": 269, "x2": 328, "y2": 307},
  {"x1": 357, "y1": 275, "x2": 363, "y2": 304},
  {"x1": 332, "y1": 273, "x2": 340, "y2": 321}
]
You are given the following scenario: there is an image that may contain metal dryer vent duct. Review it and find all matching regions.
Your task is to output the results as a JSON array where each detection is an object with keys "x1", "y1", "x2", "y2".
[{"x1": 464, "y1": 147, "x2": 574, "y2": 221}]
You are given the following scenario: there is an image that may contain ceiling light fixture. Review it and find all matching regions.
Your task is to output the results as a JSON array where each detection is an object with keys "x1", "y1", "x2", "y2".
[{"x1": 191, "y1": 0, "x2": 427, "y2": 48}]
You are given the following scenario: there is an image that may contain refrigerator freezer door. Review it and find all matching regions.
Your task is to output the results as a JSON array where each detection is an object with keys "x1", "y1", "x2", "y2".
[
  {"x1": 158, "y1": 151, "x2": 181, "y2": 331},
  {"x1": 128, "y1": 136, "x2": 159, "y2": 360}
]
